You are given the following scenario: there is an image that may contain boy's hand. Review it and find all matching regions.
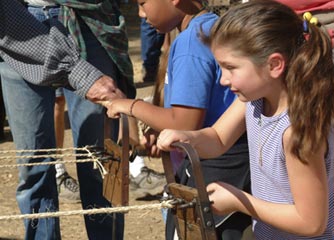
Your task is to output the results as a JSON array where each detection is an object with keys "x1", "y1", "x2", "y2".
[{"x1": 141, "y1": 128, "x2": 161, "y2": 157}]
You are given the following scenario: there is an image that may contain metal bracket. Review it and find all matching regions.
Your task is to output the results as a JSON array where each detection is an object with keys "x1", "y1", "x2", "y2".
[{"x1": 162, "y1": 142, "x2": 217, "y2": 240}]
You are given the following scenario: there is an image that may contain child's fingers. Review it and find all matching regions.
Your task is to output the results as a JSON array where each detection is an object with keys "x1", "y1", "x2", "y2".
[
  {"x1": 96, "y1": 100, "x2": 112, "y2": 107},
  {"x1": 206, "y1": 182, "x2": 219, "y2": 194}
]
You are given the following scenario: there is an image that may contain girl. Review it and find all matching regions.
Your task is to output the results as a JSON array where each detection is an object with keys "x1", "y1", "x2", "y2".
[{"x1": 157, "y1": 1, "x2": 334, "y2": 239}]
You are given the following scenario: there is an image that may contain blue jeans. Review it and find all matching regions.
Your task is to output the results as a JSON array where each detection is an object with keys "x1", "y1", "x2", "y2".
[
  {"x1": 140, "y1": 18, "x2": 165, "y2": 70},
  {"x1": 0, "y1": 64, "x2": 60, "y2": 240},
  {"x1": 0, "y1": 6, "x2": 123, "y2": 240}
]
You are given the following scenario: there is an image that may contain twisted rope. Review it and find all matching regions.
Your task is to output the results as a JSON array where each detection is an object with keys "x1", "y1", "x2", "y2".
[
  {"x1": 0, "y1": 146, "x2": 107, "y2": 177},
  {"x1": 0, "y1": 146, "x2": 90, "y2": 154},
  {"x1": 0, "y1": 158, "x2": 96, "y2": 169},
  {"x1": 0, "y1": 153, "x2": 90, "y2": 161},
  {"x1": 0, "y1": 201, "x2": 174, "y2": 221}
]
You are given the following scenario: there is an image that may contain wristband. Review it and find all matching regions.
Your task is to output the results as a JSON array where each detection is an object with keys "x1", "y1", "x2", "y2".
[{"x1": 129, "y1": 99, "x2": 143, "y2": 117}]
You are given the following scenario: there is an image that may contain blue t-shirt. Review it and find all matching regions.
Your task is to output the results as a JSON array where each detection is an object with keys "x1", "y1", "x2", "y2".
[{"x1": 164, "y1": 13, "x2": 235, "y2": 127}]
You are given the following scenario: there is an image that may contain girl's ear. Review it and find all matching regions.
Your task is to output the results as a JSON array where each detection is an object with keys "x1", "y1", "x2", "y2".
[{"x1": 267, "y1": 53, "x2": 286, "y2": 78}]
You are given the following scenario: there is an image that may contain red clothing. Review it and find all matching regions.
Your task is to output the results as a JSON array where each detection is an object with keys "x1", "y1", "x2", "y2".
[
  {"x1": 276, "y1": 0, "x2": 334, "y2": 14},
  {"x1": 276, "y1": 0, "x2": 334, "y2": 45}
]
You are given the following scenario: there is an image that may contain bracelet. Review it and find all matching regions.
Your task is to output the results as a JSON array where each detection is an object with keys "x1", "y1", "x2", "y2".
[{"x1": 129, "y1": 99, "x2": 143, "y2": 117}]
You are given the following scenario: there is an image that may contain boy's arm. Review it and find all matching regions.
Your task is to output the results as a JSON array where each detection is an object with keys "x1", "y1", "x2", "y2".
[{"x1": 106, "y1": 98, "x2": 206, "y2": 132}]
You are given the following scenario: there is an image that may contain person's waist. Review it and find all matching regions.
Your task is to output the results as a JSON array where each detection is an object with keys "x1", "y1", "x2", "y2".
[
  {"x1": 25, "y1": 1, "x2": 59, "y2": 8},
  {"x1": 27, "y1": 4, "x2": 60, "y2": 10}
]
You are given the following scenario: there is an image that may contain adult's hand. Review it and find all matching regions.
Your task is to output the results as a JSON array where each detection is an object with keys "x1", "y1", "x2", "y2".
[{"x1": 86, "y1": 75, "x2": 126, "y2": 102}]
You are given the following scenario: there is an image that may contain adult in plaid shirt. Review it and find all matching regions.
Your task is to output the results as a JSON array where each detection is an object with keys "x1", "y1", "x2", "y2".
[{"x1": 0, "y1": 0, "x2": 134, "y2": 239}]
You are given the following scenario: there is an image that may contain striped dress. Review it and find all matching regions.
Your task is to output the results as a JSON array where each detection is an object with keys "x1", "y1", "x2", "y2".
[{"x1": 246, "y1": 99, "x2": 334, "y2": 239}]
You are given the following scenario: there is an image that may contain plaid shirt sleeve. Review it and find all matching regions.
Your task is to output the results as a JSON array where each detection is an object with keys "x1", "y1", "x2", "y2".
[{"x1": 0, "y1": 0, "x2": 103, "y2": 98}]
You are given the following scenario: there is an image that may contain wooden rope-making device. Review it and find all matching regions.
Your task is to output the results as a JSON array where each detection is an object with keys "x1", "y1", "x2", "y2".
[{"x1": 0, "y1": 113, "x2": 217, "y2": 240}]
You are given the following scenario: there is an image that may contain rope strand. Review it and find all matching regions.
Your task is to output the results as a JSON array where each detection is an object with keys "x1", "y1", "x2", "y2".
[
  {"x1": 0, "y1": 201, "x2": 174, "y2": 221},
  {"x1": 0, "y1": 146, "x2": 91, "y2": 154},
  {"x1": 0, "y1": 146, "x2": 108, "y2": 177}
]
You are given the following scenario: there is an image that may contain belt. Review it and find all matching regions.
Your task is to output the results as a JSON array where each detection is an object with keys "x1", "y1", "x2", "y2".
[{"x1": 27, "y1": 4, "x2": 60, "y2": 9}]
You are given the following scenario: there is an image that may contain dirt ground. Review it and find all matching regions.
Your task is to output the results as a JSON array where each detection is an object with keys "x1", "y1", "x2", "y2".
[{"x1": 0, "y1": 3, "x2": 166, "y2": 240}]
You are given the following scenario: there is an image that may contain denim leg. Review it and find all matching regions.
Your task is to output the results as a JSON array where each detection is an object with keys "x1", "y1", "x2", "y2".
[
  {"x1": 27, "y1": 5, "x2": 60, "y2": 22},
  {"x1": 63, "y1": 19, "x2": 124, "y2": 240},
  {"x1": 140, "y1": 18, "x2": 165, "y2": 70},
  {"x1": 0, "y1": 63, "x2": 60, "y2": 240},
  {"x1": 0, "y1": 75, "x2": 5, "y2": 140}
]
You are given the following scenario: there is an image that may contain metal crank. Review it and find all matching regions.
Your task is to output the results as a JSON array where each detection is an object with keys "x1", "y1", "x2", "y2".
[{"x1": 161, "y1": 142, "x2": 217, "y2": 240}]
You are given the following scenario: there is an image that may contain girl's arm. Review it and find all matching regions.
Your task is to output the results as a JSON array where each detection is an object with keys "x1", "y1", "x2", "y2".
[
  {"x1": 106, "y1": 98, "x2": 206, "y2": 132},
  {"x1": 158, "y1": 99, "x2": 246, "y2": 158},
  {"x1": 207, "y1": 126, "x2": 329, "y2": 236},
  {"x1": 280, "y1": 127, "x2": 328, "y2": 235}
]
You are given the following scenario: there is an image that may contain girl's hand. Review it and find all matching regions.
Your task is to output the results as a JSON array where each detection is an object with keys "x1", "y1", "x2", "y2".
[
  {"x1": 157, "y1": 129, "x2": 193, "y2": 151},
  {"x1": 207, "y1": 182, "x2": 241, "y2": 216}
]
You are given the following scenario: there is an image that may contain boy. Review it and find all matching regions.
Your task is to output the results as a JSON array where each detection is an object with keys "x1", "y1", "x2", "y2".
[{"x1": 107, "y1": 0, "x2": 251, "y2": 239}]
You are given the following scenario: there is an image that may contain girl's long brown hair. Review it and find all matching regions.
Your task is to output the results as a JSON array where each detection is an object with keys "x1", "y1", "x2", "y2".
[{"x1": 203, "y1": 0, "x2": 334, "y2": 162}]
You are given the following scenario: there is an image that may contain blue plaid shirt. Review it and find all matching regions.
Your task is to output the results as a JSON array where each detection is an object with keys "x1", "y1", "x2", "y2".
[{"x1": 0, "y1": 0, "x2": 103, "y2": 98}]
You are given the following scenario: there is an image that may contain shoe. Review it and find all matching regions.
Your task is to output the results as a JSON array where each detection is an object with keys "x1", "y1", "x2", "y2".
[
  {"x1": 142, "y1": 66, "x2": 158, "y2": 83},
  {"x1": 130, "y1": 167, "x2": 166, "y2": 198},
  {"x1": 57, "y1": 172, "x2": 81, "y2": 203},
  {"x1": 0, "y1": 130, "x2": 5, "y2": 142}
]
